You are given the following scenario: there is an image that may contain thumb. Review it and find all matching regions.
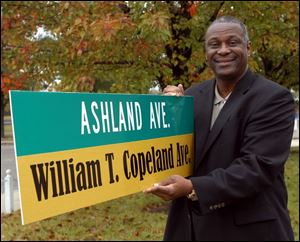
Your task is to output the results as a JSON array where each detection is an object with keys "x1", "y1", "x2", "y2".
[{"x1": 178, "y1": 84, "x2": 184, "y2": 94}]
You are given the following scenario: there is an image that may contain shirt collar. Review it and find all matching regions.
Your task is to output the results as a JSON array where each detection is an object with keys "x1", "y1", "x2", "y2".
[{"x1": 214, "y1": 84, "x2": 231, "y2": 105}]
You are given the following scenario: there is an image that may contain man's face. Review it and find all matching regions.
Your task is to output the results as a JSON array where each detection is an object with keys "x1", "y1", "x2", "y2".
[{"x1": 205, "y1": 22, "x2": 250, "y2": 82}]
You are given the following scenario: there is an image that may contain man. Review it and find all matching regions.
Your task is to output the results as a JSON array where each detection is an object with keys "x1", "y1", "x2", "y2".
[{"x1": 145, "y1": 16, "x2": 295, "y2": 241}]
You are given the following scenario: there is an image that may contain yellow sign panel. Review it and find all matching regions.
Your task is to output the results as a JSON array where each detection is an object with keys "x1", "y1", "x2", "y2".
[{"x1": 18, "y1": 134, "x2": 193, "y2": 224}]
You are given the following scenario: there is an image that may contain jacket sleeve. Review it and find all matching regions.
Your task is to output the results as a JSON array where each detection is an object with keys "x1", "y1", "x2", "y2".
[{"x1": 190, "y1": 87, "x2": 295, "y2": 215}]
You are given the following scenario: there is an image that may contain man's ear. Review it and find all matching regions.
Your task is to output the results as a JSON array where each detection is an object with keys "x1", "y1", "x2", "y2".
[{"x1": 247, "y1": 41, "x2": 251, "y2": 56}]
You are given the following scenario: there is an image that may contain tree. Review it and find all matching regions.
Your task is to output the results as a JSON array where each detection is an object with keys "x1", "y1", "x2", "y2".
[
  {"x1": 1, "y1": 74, "x2": 25, "y2": 137},
  {"x1": 1, "y1": 1, "x2": 299, "y2": 137}
]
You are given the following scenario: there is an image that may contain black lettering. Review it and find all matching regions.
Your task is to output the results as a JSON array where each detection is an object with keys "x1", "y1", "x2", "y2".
[
  {"x1": 62, "y1": 159, "x2": 70, "y2": 194},
  {"x1": 76, "y1": 163, "x2": 87, "y2": 191},
  {"x1": 86, "y1": 160, "x2": 102, "y2": 188},
  {"x1": 56, "y1": 161, "x2": 64, "y2": 196},
  {"x1": 123, "y1": 150, "x2": 131, "y2": 179},
  {"x1": 156, "y1": 149, "x2": 163, "y2": 172},
  {"x1": 137, "y1": 152, "x2": 146, "y2": 181},
  {"x1": 69, "y1": 158, "x2": 77, "y2": 193},
  {"x1": 105, "y1": 153, "x2": 115, "y2": 183},
  {"x1": 146, "y1": 151, "x2": 153, "y2": 174},
  {"x1": 185, "y1": 145, "x2": 189, "y2": 164},
  {"x1": 168, "y1": 144, "x2": 174, "y2": 168},
  {"x1": 50, "y1": 161, "x2": 58, "y2": 197},
  {"x1": 30, "y1": 163, "x2": 49, "y2": 201},
  {"x1": 130, "y1": 154, "x2": 138, "y2": 178},
  {"x1": 151, "y1": 147, "x2": 157, "y2": 172}
]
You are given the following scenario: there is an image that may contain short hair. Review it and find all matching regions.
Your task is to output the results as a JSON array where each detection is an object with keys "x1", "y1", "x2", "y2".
[{"x1": 206, "y1": 16, "x2": 250, "y2": 43}]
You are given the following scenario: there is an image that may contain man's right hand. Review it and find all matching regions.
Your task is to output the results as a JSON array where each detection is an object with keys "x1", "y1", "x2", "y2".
[{"x1": 163, "y1": 84, "x2": 184, "y2": 96}]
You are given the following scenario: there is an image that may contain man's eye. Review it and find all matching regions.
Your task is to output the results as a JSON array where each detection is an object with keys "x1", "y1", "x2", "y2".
[
  {"x1": 229, "y1": 40, "x2": 238, "y2": 46},
  {"x1": 209, "y1": 43, "x2": 219, "y2": 48}
]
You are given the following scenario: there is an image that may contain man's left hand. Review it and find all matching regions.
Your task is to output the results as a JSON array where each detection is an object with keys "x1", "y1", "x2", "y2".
[{"x1": 144, "y1": 175, "x2": 193, "y2": 201}]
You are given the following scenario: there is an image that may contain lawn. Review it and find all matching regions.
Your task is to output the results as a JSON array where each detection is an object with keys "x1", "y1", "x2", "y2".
[
  {"x1": 285, "y1": 147, "x2": 299, "y2": 240},
  {"x1": 1, "y1": 149, "x2": 299, "y2": 241},
  {"x1": 1, "y1": 193, "x2": 168, "y2": 241}
]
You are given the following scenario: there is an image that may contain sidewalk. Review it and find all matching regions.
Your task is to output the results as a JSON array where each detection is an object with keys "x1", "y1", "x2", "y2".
[
  {"x1": 1, "y1": 190, "x2": 20, "y2": 214},
  {"x1": 291, "y1": 139, "x2": 299, "y2": 147}
]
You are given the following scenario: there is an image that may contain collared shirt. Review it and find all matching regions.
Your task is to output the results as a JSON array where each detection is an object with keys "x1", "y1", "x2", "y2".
[{"x1": 210, "y1": 84, "x2": 231, "y2": 129}]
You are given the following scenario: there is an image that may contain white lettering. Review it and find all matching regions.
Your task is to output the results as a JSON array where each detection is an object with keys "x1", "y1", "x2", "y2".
[
  {"x1": 81, "y1": 102, "x2": 91, "y2": 135},
  {"x1": 161, "y1": 102, "x2": 168, "y2": 128},
  {"x1": 91, "y1": 101, "x2": 100, "y2": 133},
  {"x1": 150, "y1": 102, "x2": 156, "y2": 129},
  {"x1": 119, "y1": 102, "x2": 127, "y2": 131},
  {"x1": 100, "y1": 102, "x2": 110, "y2": 133},
  {"x1": 127, "y1": 102, "x2": 135, "y2": 131},
  {"x1": 110, "y1": 102, "x2": 119, "y2": 132},
  {"x1": 135, "y1": 102, "x2": 142, "y2": 130}
]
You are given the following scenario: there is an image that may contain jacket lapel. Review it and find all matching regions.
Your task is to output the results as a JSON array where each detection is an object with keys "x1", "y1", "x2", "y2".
[
  {"x1": 194, "y1": 81, "x2": 214, "y2": 170},
  {"x1": 195, "y1": 69, "x2": 256, "y2": 170}
]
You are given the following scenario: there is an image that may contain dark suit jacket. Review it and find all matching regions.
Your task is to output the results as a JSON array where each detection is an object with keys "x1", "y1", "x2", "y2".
[{"x1": 164, "y1": 69, "x2": 295, "y2": 241}]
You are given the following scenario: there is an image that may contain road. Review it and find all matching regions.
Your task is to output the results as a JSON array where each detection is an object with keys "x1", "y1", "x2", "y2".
[{"x1": 1, "y1": 143, "x2": 18, "y2": 193}]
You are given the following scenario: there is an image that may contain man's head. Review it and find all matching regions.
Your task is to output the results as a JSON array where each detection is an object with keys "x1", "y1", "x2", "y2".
[{"x1": 205, "y1": 16, "x2": 251, "y2": 82}]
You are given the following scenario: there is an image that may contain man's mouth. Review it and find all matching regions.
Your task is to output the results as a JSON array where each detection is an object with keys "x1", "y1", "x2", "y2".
[{"x1": 214, "y1": 58, "x2": 236, "y2": 63}]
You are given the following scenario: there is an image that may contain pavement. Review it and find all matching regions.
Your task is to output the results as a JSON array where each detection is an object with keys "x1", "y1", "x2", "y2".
[
  {"x1": 1, "y1": 139, "x2": 299, "y2": 214},
  {"x1": 1, "y1": 190, "x2": 20, "y2": 214},
  {"x1": 291, "y1": 138, "x2": 299, "y2": 147}
]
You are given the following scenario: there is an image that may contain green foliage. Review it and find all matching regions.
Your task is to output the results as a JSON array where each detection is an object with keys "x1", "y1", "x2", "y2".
[{"x1": 1, "y1": 1, "x2": 299, "y2": 95}]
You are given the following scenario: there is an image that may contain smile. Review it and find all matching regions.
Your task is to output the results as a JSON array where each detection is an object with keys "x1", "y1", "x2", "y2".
[{"x1": 214, "y1": 58, "x2": 236, "y2": 63}]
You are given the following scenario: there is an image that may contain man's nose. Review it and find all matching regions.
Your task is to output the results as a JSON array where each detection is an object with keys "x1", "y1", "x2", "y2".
[{"x1": 217, "y1": 43, "x2": 230, "y2": 55}]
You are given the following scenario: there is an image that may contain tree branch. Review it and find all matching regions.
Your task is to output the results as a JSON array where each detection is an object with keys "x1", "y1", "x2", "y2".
[
  {"x1": 94, "y1": 60, "x2": 134, "y2": 65},
  {"x1": 198, "y1": 1, "x2": 225, "y2": 42}
]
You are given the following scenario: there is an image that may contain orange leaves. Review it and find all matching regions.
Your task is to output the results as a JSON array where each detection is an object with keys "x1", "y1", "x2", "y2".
[
  {"x1": 20, "y1": 44, "x2": 31, "y2": 55},
  {"x1": 2, "y1": 17, "x2": 12, "y2": 30},
  {"x1": 76, "y1": 40, "x2": 88, "y2": 57},
  {"x1": 101, "y1": 20, "x2": 115, "y2": 41},
  {"x1": 76, "y1": 76, "x2": 95, "y2": 92},
  {"x1": 19, "y1": 44, "x2": 32, "y2": 64},
  {"x1": 90, "y1": 14, "x2": 134, "y2": 42},
  {"x1": 188, "y1": 4, "x2": 197, "y2": 17},
  {"x1": 1, "y1": 74, "x2": 27, "y2": 94},
  {"x1": 134, "y1": 39, "x2": 150, "y2": 58}
]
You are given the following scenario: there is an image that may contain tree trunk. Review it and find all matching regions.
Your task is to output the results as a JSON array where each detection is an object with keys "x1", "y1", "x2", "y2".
[{"x1": 1, "y1": 91, "x2": 5, "y2": 138}]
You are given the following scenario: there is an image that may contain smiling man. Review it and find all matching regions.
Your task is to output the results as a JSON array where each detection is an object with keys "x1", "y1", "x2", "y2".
[{"x1": 145, "y1": 16, "x2": 295, "y2": 241}]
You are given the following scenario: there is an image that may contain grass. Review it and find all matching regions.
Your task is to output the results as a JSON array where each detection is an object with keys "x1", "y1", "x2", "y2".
[
  {"x1": 285, "y1": 147, "x2": 299, "y2": 240},
  {"x1": 1, "y1": 193, "x2": 168, "y2": 241}
]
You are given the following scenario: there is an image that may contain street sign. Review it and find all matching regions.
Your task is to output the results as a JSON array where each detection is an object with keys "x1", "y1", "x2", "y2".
[{"x1": 10, "y1": 91, "x2": 194, "y2": 224}]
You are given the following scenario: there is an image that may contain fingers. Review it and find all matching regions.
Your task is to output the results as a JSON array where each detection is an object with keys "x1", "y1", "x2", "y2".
[
  {"x1": 143, "y1": 176, "x2": 178, "y2": 200},
  {"x1": 144, "y1": 184, "x2": 173, "y2": 201},
  {"x1": 144, "y1": 183, "x2": 160, "y2": 193},
  {"x1": 144, "y1": 182, "x2": 167, "y2": 193},
  {"x1": 178, "y1": 84, "x2": 184, "y2": 94},
  {"x1": 163, "y1": 84, "x2": 184, "y2": 96},
  {"x1": 144, "y1": 175, "x2": 179, "y2": 193}
]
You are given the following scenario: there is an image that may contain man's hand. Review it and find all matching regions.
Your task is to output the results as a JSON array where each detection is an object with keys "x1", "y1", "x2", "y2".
[
  {"x1": 163, "y1": 84, "x2": 184, "y2": 96},
  {"x1": 144, "y1": 175, "x2": 193, "y2": 201}
]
